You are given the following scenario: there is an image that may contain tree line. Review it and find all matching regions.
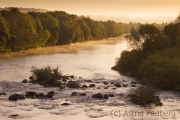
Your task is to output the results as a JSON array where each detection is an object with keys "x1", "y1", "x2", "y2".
[
  {"x1": 0, "y1": 8, "x2": 126, "y2": 52},
  {"x1": 0, "y1": 7, "x2": 165, "y2": 52},
  {"x1": 113, "y1": 14, "x2": 180, "y2": 91}
]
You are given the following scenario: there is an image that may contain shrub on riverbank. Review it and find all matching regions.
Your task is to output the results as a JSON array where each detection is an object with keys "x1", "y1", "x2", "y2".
[
  {"x1": 138, "y1": 48, "x2": 180, "y2": 90},
  {"x1": 113, "y1": 14, "x2": 180, "y2": 91},
  {"x1": 128, "y1": 86, "x2": 162, "y2": 106},
  {"x1": 30, "y1": 66, "x2": 62, "y2": 87}
]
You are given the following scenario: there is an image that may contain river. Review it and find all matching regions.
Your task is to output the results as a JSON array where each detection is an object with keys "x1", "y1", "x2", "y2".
[
  {"x1": 0, "y1": 36, "x2": 126, "y2": 81},
  {"x1": 0, "y1": 36, "x2": 180, "y2": 120}
]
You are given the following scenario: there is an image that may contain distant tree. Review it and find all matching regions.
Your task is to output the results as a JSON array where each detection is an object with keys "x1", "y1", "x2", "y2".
[
  {"x1": 76, "y1": 19, "x2": 92, "y2": 40},
  {"x1": 29, "y1": 12, "x2": 59, "y2": 46},
  {"x1": 2, "y1": 8, "x2": 43, "y2": 51},
  {"x1": 56, "y1": 15, "x2": 83, "y2": 44},
  {"x1": 0, "y1": 12, "x2": 11, "y2": 51}
]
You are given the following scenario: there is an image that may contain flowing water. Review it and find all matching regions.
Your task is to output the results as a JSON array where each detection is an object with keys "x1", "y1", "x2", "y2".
[{"x1": 0, "y1": 36, "x2": 180, "y2": 120}]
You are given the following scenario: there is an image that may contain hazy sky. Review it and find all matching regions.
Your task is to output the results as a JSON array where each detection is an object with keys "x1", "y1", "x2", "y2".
[{"x1": 0, "y1": 0, "x2": 179, "y2": 21}]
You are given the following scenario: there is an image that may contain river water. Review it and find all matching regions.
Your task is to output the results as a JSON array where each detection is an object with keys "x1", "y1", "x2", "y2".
[
  {"x1": 0, "y1": 36, "x2": 126, "y2": 81},
  {"x1": 0, "y1": 36, "x2": 180, "y2": 120}
]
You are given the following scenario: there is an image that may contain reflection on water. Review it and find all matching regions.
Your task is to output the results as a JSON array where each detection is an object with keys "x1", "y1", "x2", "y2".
[{"x1": 0, "y1": 36, "x2": 127, "y2": 81}]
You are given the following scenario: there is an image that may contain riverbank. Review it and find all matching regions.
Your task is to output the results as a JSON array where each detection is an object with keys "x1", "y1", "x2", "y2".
[{"x1": 0, "y1": 37, "x2": 123, "y2": 61}]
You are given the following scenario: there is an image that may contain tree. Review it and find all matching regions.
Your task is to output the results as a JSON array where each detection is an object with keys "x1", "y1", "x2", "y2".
[
  {"x1": 76, "y1": 19, "x2": 92, "y2": 40},
  {"x1": 2, "y1": 8, "x2": 43, "y2": 51},
  {"x1": 125, "y1": 24, "x2": 170, "y2": 55},
  {"x1": 164, "y1": 22, "x2": 179, "y2": 46},
  {"x1": 0, "y1": 12, "x2": 10, "y2": 51},
  {"x1": 29, "y1": 12, "x2": 59, "y2": 46}
]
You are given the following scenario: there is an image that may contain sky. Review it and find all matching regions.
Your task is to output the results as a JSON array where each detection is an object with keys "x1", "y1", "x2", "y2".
[{"x1": 0, "y1": 0, "x2": 179, "y2": 23}]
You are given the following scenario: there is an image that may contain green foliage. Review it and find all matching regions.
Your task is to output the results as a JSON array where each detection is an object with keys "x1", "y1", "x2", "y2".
[
  {"x1": 164, "y1": 22, "x2": 179, "y2": 46},
  {"x1": 112, "y1": 50, "x2": 142, "y2": 76},
  {"x1": 31, "y1": 66, "x2": 62, "y2": 86},
  {"x1": 76, "y1": 19, "x2": 92, "y2": 40},
  {"x1": 114, "y1": 17, "x2": 180, "y2": 91},
  {"x1": 0, "y1": 12, "x2": 11, "y2": 52},
  {"x1": 138, "y1": 48, "x2": 180, "y2": 90},
  {"x1": 0, "y1": 7, "x2": 129, "y2": 52},
  {"x1": 29, "y1": 12, "x2": 59, "y2": 46},
  {"x1": 125, "y1": 24, "x2": 166, "y2": 52},
  {"x1": 128, "y1": 86, "x2": 162, "y2": 106}
]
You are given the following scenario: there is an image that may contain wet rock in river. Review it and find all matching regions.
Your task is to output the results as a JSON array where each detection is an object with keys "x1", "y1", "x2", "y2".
[
  {"x1": 104, "y1": 94, "x2": 109, "y2": 99},
  {"x1": 61, "y1": 103, "x2": 70, "y2": 106},
  {"x1": 104, "y1": 87, "x2": 108, "y2": 89},
  {"x1": 123, "y1": 84, "x2": 128, "y2": 87},
  {"x1": 130, "y1": 81, "x2": 137, "y2": 84},
  {"x1": 9, "y1": 94, "x2": 25, "y2": 101},
  {"x1": 47, "y1": 91, "x2": 55, "y2": 98},
  {"x1": 109, "y1": 94, "x2": 115, "y2": 97},
  {"x1": 9, "y1": 114, "x2": 19, "y2": 118},
  {"x1": 26, "y1": 91, "x2": 36, "y2": 96},
  {"x1": 22, "y1": 79, "x2": 28, "y2": 83},
  {"x1": 9, "y1": 95, "x2": 18, "y2": 101},
  {"x1": 60, "y1": 85, "x2": 65, "y2": 90},
  {"x1": 84, "y1": 80, "x2": 92, "y2": 82},
  {"x1": 114, "y1": 83, "x2": 121, "y2": 87},
  {"x1": 0, "y1": 92, "x2": 6, "y2": 95},
  {"x1": 131, "y1": 85, "x2": 136, "y2": 87},
  {"x1": 103, "y1": 82, "x2": 108, "y2": 85},
  {"x1": 79, "y1": 93, "x2": 86, "y2": 96},
  {"x1": 71, "y1": 92, "x2": 78, "y2": 96},
  {"x1": 67, "y1": 81, "x2": 80, "y2": 88},
  {"x1": 82, "y1": 85, "x2": 88, "y2": 88},
  {"x1": 89, "y1": 84, "x2": 96, "y2": 88},
  {"x1": 92, "y1": 93, "x2": 103, "y2": 99}
]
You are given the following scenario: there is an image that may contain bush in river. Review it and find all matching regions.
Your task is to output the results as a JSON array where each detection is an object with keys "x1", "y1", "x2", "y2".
[
  {"x1": 128, "y1": 86, "x2": 162, "y2": 106},
  {"x1": 30, "y1": 66, "x2": 62, "y2": 87}
]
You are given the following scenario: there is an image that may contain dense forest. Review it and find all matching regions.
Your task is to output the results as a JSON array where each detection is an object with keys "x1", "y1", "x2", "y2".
[
  {"x1": 0, "y1": 7, "x2": 165, "y2": 52},
  {"x1": 113, "y1": 14, "x2": 180, "y2": 91},
  {"x1": 0, "y1": 7, "x2": 124, "y2": 52}
]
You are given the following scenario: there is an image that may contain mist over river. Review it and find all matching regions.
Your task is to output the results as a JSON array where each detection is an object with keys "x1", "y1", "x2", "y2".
[
  {"x1": 0, "y1": 36, "x2": 180, "y2": 120},
  {"x1": 0, "y1": 36, "x2": 127, "y2": 81}
]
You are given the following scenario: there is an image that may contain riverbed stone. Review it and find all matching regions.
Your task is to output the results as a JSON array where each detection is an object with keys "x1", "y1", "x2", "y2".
[
  {"x1": 111, "y1": 82, "x2": 114, "y2": 84},
  {"x1": 22, "y1": 79, "x2": 28, "y2": 83},
  {"x1": 9, "y1": 95, "x2": 18, "y2": 101},
  {"x1": 71, "y1": 92, "x2": 78, "y2": 96},
  {"x1": 9, "y1": 94, "x2": 25, "y2": 101},
  {"x1": 131, "y1": 85, "x2": 136, "y2": 87},
  {"x1": 67, "y1": 81, "x2": 80, "y2": 88},
  {"x1": 47, "y1": 91, "x2": 55, "y2": 98},
  {"x1": 103, "y1": 82, "x2": 108, "y2": 85},
  {"x1": 9, "y1": 114, "x2": 19, "y2": 118},
  {"x1": 92, "y1": 93, "x2": 103, "y2": 99},
  {"x1": 84, "y1": 80, "x2": 92, "y2": 82},
  {"x1": 104, "y1": 94, "x2": 109, "y2": 99},
  {"x1": 0, "y1": 92, "x2": 6, "y2": 95},
  {"x1": 61, "y1": 103, "x2": 70, "y2": 106},
  {"x1": 123, "y1": 84, "x2": 128, "y2": 87},
  {"x1": 26, "y1": 91, "x2": 36, "y2": 96},
  {"x1": 109, "y1": 94, "x2": 115, "y2": 97},
  {"x1": 79, "y1": 93, "x2": 86, "y2": 96},
  {"x1": 90, "y1": 84, "x2": 96, "y2": 88},
  {"x1": 114, "y1": 83, "x2": 121, "y2": 87}
]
